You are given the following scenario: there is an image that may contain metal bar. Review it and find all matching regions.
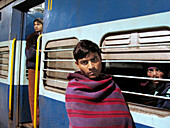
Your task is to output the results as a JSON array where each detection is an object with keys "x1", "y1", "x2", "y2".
[
  {"x1": 102, "y1": 60, "x2": 170, "y2": 63},
  {"x1": 9, "y1": 38, "x2": 16, "y2": 119},
  {"x1": 42, "y1": 77, "x2": 170, "y2": 100},
  {"x1": 48, "y1": 0, "x2": 50, "y2": 11},
  {"x1": 50, "y1": 0, "x2": 53, "y2": 10},
  {"x1": 0, "y1": 52, "x2": 9, "y2": 54},
  {"x1": 44, "y1": 43, "x2": 170, "y2": 52},
  {"x1": 43, "y1": 59, "x2": 170, "y2": 63},
  {"x1": 34, "y1": 34, "x2": 42, "y2": 128},
  {"x1": 0, "y1": 58, "x2": 9, "y2": 60},
  {"x1": 0, "y1": 64, "x2": 8, "y2": 66},
  {"x1": 100, "y1": 43, "x2": 170, "y2": 49},
  {"x1": 43, "y1": 68, "x2": 74, "y2": 73},
  {"x1": 122, "y1": 90, "x2": 170, "y2": 100},
  {"x1": 42, "y1": 78, "x2": 68, "y2": 84},
  {"x1": 112, "y1": 74, "x2": 170, "y2": 82},
  {"x1": 44, "y1": 48, "x2": 74, "y2": 52},
  {"x1": 43, "y1": 59, "x2": 75, "y2": 62},
  {"x1": 43, "y1": 70, "x2": 170, "y2": 82}
]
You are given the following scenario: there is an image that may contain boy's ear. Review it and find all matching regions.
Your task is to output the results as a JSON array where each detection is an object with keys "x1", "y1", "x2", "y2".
[{"x1": 75, "y1": 61, "x2": 79, "y2": 69}]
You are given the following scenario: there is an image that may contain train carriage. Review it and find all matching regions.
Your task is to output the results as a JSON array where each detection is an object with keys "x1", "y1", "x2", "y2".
[{"x1": 0, "y1": 0, "x2": 170, "y2": 128}]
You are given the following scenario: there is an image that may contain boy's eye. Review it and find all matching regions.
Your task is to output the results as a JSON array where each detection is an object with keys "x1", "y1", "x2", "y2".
[
  {"x1": 91, "y1": 57, "x2": 98, "y2": 63},
  {"x1": 80, "y1": 60, "x2": 88, "y2": 65}
]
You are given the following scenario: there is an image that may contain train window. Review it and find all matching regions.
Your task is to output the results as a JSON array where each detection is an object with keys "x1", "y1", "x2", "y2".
[
  {"x1": 104, "y1": 62, "x2": 170, "y2": 107},
  {"x1": 43, "y1": 38, "x2": 78, "y2": 94},
  {"x1": 101, "y1": 27, "x2": 170, "y2": 60},
  {"x1": 101, "y1": 27, "x2": 170, "y2": 109},
  {"x1": 0, "y1": 46, "x2": 9, "y2": 79}
]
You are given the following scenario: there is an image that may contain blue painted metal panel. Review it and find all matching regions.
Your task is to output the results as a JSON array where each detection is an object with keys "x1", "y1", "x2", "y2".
[
  {"x1": 39, "y1": 95, "x2": 69, "y2": 128},
  {"x1": 43, "y1": 0, "x2": 170, "y2": 33},
  {"x1": 0, "y1": 4, "x2": 12, "y2": 42},
  {"x1": 0, "y1": 83, "x2": 9, "y2": 128},
  {"x1": 11, "y1": 85, "x2": 31, "y2": 127},
  {"x1": 0, "y1": 82, "x2": 31, "y2": 128},
  {"x1": 10, "y1": 8, "x2": 22, "y2": 40},
  {"x1": 135, "y1": 123, "x2": 153, "y2": 128},
  {"x1": 39, "y1": 95, "x2": 154, "y2": 128},
  {"x1": 18, "y1": 85, "x2": 32, "y2": 123}
]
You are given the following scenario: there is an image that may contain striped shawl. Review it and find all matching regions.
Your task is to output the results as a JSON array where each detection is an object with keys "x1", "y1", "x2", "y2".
[{"x1": 66, "y1": 71, "x2": 135, "y2": 128}]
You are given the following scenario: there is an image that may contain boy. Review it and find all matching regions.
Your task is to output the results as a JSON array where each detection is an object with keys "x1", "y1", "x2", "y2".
[{"x1": 65, "y1": 40, "x2": 135, "y2": 128}]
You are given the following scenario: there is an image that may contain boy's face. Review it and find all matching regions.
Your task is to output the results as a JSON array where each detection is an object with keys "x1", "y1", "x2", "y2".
[
  {"x1": 34, "y1": 21, "x2": 43, "y2": 32},
  {"x1": 147, "y1": 67, "x2": 164, "y2": 85},
  {"x1": 75, "y1": 52, "x2": 102, "y2": 79}
]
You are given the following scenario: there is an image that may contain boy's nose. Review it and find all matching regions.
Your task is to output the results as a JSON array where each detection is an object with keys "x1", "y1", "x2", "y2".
[{"x1": 88, "y1": 61, "x2": 94, "y2": 69}]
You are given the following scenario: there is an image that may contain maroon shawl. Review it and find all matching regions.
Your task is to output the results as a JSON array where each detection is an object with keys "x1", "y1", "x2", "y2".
[{"x1": 66, "y1": 71, "x2": 135, "y2": 128}]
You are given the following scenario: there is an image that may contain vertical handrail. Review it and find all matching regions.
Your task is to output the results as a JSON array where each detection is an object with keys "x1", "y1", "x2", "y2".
[
  {"x1": 34, "y1": 34, "x2": 42, "y2": 128},
  {"x1": 9, "y1": 38, "x2": 16, "y2": 119}
]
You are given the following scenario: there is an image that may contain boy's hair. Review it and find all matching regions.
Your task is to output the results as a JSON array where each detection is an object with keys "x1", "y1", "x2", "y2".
[
  {"x1": 73, "y1": 40, "x2": 101, "y2": 62},
  {"x1": 33, "y1": 18, "x2": 43, "y2": 24}
]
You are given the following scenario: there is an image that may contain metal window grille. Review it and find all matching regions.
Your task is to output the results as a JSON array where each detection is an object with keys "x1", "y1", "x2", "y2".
[
  {"x1": 0, "y1": 46, "x2": 9, "y2": 79},
  {"x1": 43, "y1": 38, "x2": 78, "y2": 94}
]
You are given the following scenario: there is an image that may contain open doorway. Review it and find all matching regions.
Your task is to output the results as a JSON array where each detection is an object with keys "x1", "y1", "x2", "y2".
[
  {"x1": 10, "y1": 1, "x2": 45, "y2": 128},
  {"x1": 22, "y1": 3, "x2": 44, "y2": 127},
  {"x1": 20, "y1": 3, "x2": 45, "y2": 128}
]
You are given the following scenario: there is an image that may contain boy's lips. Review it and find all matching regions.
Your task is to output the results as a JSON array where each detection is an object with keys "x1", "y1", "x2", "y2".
[
  {"x1": 89, "y1": 72, "x2": 95, "y2": 75},
  {"x1": 88, "y1": 71, "x2": 96, "y2": 75}
]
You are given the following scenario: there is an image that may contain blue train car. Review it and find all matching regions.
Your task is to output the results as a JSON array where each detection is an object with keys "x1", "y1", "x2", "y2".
[
  {"x1": 0, "y1": 0, "x2": 43, "y2": 127},
  {"x1": 0, "y1": 0, "x2": 170, "y2": 128}
]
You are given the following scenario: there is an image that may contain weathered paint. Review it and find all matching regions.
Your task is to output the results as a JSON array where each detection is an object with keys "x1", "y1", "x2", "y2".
[
  {"x1": 0, "y1": 83, "x2": 31, "y2": 128},
  {"x1": 0, "y1": 82, "x2": 9, "y2": 128},
  {"x1": 0, "y1": 4, "x2": 13, "y2": 42},
  {"x1": 43, "y1": 0, "x2": 170, "y2": 33},
  {"x1": 39, "y1": 95, "x2": 69, "y2": 128}
]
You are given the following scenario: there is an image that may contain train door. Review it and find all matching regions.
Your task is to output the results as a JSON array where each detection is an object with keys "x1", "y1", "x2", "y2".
[{"x1": 9, "y1": 1, "x2": 44, "y2": 127}]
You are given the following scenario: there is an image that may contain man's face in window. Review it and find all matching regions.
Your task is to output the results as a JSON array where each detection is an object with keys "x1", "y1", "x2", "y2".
[{"x1": 147, "y1": 67, "x2": 164, "y2": 85}]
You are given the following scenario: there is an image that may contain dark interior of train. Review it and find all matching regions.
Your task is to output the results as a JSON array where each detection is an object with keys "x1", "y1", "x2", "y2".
[{"x1": 103, "y1": 62, "x2": 170, "y2": 108}]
